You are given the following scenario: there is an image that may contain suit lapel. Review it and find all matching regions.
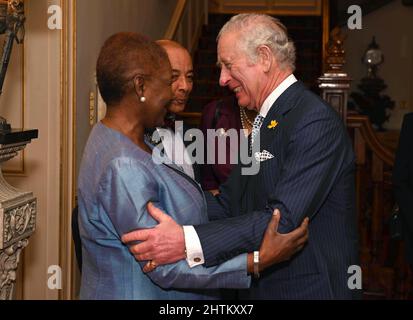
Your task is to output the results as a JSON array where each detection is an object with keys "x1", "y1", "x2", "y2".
[{"x1": 259, "y1": 81, "x2": 304, "y2": 152}]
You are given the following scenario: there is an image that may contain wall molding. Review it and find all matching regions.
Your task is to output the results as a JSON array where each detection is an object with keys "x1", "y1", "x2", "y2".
[
  {"x1": 209, "y1": 0, "x2": 323, "y2": 15},
  {"x1": 58, "y1": 0, "x2": 77, "y2": 300}
]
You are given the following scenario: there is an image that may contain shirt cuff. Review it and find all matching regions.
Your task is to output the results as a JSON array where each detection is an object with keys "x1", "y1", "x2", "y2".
[{"x1": 183, "y1": 225, "x2": 205, "y2": 268}]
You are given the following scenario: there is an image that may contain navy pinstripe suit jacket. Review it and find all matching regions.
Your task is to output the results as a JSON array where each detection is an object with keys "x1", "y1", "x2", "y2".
[{"x1": 195, "y1": 81, "x2": 361, "y2": 299}]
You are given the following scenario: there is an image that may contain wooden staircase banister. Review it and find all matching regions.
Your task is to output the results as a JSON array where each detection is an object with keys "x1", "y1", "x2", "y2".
[
  {"x1": 164, "y1": 0, "x2": 187, "y2": 40},
  {"x1": 164, "y1": 0, "x2": 208, "y2": 54},
  {"x1": 347, "y1": 114, "x2": 395, "y2": 166}
]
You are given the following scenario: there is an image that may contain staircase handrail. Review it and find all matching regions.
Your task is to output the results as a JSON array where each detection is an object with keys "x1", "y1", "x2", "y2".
[{"x1": 347, "y1": 113, "x2": 395, "y2": 167}]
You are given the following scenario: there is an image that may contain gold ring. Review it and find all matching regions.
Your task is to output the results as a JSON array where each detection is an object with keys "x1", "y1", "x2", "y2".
[{"x1": 149, "y1": 260, "x2": 158, "y2": 269}]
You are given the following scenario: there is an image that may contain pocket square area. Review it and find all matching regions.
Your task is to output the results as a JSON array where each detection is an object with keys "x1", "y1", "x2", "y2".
[{"x1": 254, "y1": 150, "x2": 275, "y2": 162}]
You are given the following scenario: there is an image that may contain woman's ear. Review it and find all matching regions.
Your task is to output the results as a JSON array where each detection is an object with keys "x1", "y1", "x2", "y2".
[{"x1": 257, "y1": 45, "x2": 273, "y2": 73}]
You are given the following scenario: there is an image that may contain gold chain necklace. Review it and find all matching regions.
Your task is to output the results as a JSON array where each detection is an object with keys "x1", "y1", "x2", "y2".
[{"x1": 239, "y1": 107, "x2": 254, "y2": 128}]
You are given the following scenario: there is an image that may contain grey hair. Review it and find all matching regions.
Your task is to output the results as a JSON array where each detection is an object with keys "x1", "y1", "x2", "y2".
[{"x1": 217, "y1": 14, "x2": 296, "y2": 72}]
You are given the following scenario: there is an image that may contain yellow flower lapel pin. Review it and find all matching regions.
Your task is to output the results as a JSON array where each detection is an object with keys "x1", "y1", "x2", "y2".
[{"x1": 267, "y1": 120, "x2": 279, "y2": 129}]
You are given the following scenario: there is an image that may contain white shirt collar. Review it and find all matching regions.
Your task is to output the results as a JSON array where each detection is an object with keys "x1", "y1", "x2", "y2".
[{"x1": 259, "y1": 74, "x2": 297, "y2": 118}]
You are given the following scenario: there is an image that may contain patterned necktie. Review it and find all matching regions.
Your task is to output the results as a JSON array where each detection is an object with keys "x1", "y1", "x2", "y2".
[{"x1": 251, "y1": 114, "x2": 264, "y2": 146}]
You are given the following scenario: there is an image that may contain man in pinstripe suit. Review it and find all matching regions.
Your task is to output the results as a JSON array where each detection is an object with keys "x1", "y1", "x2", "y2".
[{"x1": 123, "y1": 14, "x2": 360, "y2": 299}]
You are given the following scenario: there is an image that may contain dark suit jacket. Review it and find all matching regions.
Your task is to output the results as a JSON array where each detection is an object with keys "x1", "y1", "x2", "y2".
[
  {"x1": 200, "y1": 96, "x2": 242, "y2": 190},
  {"x1": 195, "y1": 81, "x2": 360, "y2": 299},
  {"x1": 393, "y1": 112, "x2": 413, "y2": 264}
]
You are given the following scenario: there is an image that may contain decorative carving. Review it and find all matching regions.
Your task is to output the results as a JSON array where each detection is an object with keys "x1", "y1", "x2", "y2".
[
  {"x1": 319, "y1": 27, "x2": 351, "y2": 122},
  {"x1": 0, "y1": 173, "x2": 36, "y2": 300},
  {"x1": 0, "y1": 142, "x2": 26, "y2": 162},
  {"x1": 325, "y1": 27, "x2": 346, "y2": 73},
  {"x1": 2, "y1": 200, "x2": 36, "y2": 248},
  {"x1": 0, "y1": 162, "x2": 36, "y2": 301},
  {"x1": 0, "y1": 134, "x2": 37, "y2": 301},
  {"x1": 0, "y1": 239, "x2": 28, "y2": 300}
]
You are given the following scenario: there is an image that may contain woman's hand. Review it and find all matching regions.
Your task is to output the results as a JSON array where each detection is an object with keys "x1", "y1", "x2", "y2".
[{"x1": 247, "y1": 209, "x2": 309, "y2": 274}]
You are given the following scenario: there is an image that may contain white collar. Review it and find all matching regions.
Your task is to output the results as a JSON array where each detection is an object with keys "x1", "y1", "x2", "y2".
[{"x1": 259, "y1": 74, "x2": 297, "y2": 118}]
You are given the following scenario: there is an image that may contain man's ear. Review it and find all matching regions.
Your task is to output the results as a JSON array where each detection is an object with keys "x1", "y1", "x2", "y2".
[
  {"x1": 257, "y1": 45, "x2": 273, "y2": 73},
  {"x1": 133, "y1": 75, "x2": 145, "y2": 98}
]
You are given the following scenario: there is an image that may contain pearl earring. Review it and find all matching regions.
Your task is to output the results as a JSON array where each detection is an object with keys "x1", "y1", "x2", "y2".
[{"x1": 140, "y1": 96, "x2": 146, "y2": 103}]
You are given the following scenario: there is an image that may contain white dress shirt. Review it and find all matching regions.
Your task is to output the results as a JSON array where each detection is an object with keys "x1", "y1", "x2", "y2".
[{"x1": 183, "y1": 74, "x2": 297, "y2": 268}]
